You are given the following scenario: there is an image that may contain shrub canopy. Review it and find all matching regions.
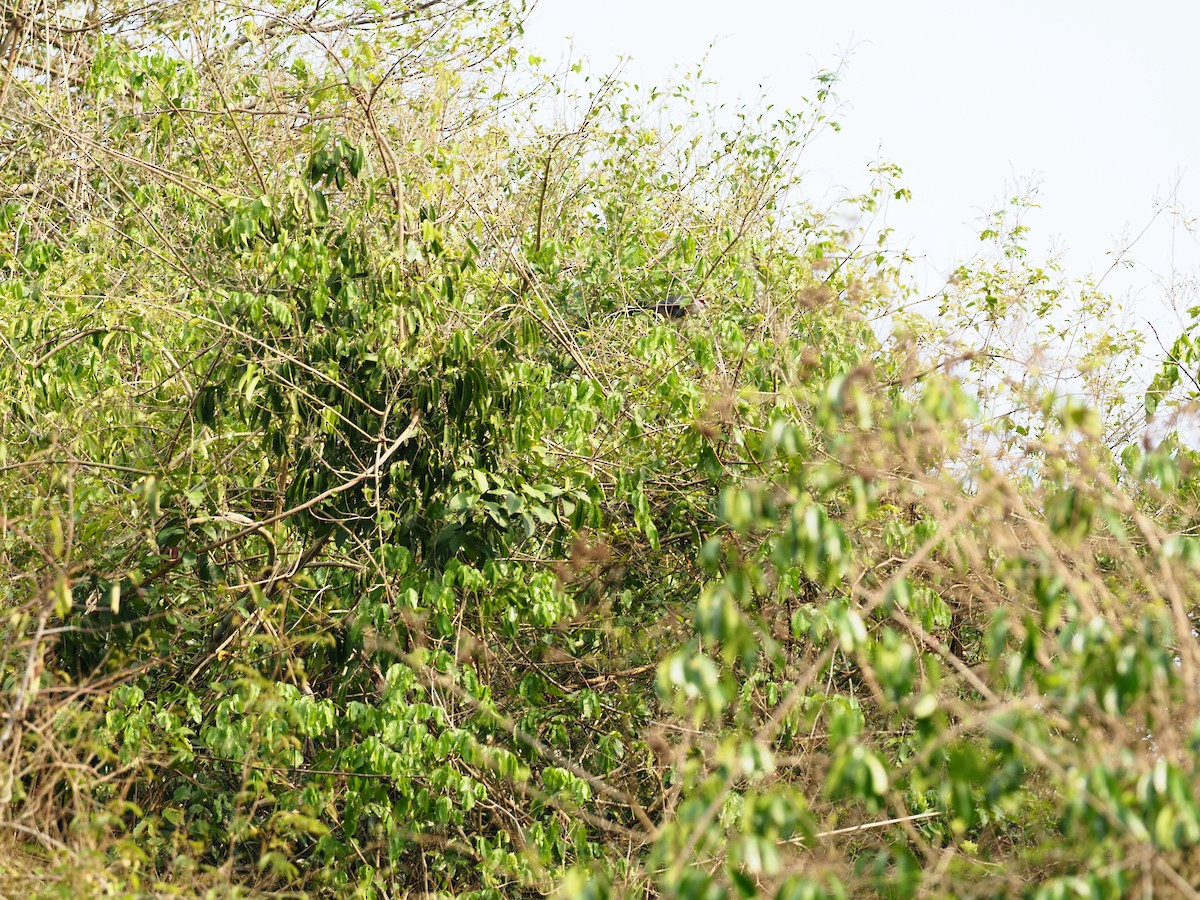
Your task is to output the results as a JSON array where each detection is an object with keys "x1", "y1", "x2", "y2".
[{"x1": 1, "y1": 2, "x2": 1199, "y2": 898}]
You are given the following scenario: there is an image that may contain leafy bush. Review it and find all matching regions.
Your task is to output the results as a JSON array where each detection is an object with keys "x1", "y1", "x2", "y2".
[{"x1": 1, "y1": 2, "x2": 1199, "y2": 898}]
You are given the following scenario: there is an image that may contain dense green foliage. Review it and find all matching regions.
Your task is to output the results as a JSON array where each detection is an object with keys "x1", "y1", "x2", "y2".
[{"x1": 3, "y1": 2, "x2": 1200, "y2": 897}]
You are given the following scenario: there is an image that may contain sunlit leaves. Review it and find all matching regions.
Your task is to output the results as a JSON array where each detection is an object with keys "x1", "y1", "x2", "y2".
[
  {"x1": 659, "y1": 650, "x2": 730, "y2": 724},
  {"x1": 825, "y1": 743, "x2": 890, "y2": 809},
  {"x1": 778, "y1": 503, "x2": 850, "y2": 588},
  {"x1": 6, "y1": 2, "x2": 1200, "y2": 897}
]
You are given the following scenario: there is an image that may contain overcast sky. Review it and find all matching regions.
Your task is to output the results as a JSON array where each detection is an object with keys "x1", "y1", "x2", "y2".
[{"x1": 522, "y1": 0, "x2": 1200, "y2": 335}]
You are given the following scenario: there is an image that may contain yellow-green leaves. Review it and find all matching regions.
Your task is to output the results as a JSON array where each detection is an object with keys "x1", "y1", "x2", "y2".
[
  {"x1": 659, "y1": 650, "x2": 729, "y2": 724},
  {"x1": 1043, "y1": 485, "x2": 1092, "y2": 548},
  {"x1": 774, "y1": 502, "x2": 850, "y2": 589}
]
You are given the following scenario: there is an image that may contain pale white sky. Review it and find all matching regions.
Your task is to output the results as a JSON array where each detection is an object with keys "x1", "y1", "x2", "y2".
[{"x1": 523, "y1": 0, "x2": 1200, "y2": 337}]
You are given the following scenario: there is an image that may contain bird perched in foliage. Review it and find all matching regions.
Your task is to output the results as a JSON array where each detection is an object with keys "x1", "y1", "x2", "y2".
[
  {"x1": 613, "y1": 295, "x2": 705, "y2": 319},
  {"x1": 652, "y1": 295, "x2": 705, "y2": 318}
]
